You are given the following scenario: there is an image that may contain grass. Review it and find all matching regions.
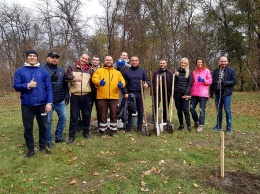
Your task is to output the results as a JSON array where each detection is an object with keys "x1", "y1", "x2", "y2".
[{"x1": 0, "y1": 92, "x2": 259, "y2": 193}]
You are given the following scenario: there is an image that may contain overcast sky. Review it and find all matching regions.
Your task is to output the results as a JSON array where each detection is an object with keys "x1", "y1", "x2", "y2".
[{"x1": 7, "y1": 0, "x2": 104, "y2": 33}]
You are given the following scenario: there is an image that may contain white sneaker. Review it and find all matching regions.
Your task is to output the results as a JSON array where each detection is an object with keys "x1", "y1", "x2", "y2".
[{"x1": 197, "y1": 125, "x2": 204, "y2": 132}]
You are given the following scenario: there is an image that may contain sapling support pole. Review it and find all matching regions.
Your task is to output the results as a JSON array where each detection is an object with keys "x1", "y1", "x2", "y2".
[{"x1": 220, "y1": 131, "x2": 225, "y2": 178}]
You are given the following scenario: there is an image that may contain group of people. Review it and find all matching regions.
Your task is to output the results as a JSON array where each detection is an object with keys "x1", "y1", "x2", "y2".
[{"x1": 13, "y1": 49, "x2": 237, "y2": 158}]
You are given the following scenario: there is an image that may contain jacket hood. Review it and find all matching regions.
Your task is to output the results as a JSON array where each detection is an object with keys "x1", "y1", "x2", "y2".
[{"x1": 24, "y1": 62, "x2": 40, "y2": 67}]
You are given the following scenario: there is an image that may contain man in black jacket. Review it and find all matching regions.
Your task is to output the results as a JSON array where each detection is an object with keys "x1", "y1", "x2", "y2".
[
  {"x1": 122, "y1": 56, "x2": 149, "y2": 132},
  {"x1": 210, "y1": 56, "x2": 237, "y2": 134},
  {"x1": 42, "y1": 52, "x2": 69, "y2": 147}
]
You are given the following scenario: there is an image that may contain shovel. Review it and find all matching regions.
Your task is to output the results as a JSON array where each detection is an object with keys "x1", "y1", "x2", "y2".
[{"x1": 140, "y1": 80, "x2": 151, "y2": 136}]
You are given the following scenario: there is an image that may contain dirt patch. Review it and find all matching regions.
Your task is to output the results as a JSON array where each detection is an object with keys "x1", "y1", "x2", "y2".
[{"x1": 206, "y1": 170, "x2": 260, "y2": 194}]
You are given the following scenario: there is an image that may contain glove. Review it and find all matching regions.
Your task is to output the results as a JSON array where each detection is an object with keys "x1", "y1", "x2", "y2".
[
  {"x1": 210, "y1": 93, "x2": 214, "y2": 98},
  {"x1": 198, "y1": 76, "x2": 204, "y2": 82},
  {"x1": 118, "y1": 81, "x2": 123, "y2": 89},
  {"x1": 65, "y1": 98, "x2": 70, "y2": 105},
  {"x1": 100, "y1": 78, "x2": 106, "y2": 86},
  {"x1": 116, "y1": 59, "x2": 125, "y2": 67},
  {"x1": 221, "y1": 81, "x2": 225, "y2": 87}
]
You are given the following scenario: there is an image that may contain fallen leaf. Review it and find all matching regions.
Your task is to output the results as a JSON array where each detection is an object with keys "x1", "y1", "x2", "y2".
[
  {"x1": 140, "y1": 161, "x2": 147, "y2": 164},
  {"x1": 159, "y1": 160, "x2": 165, "y2": 165},
  {"x1": 28, "y1": 178, "x2": 34, "y2": 182},
  {"x1": 193, "y1": 183, "x2": 199, "y2": 188},
  {"x1": 92, "y1": 172, "x2": 100, "y2": 176},
  {"x1": 183, "y1": 160, "x2": 186, "y2": 165},
  {"x1": 69, "y1": 180, "x2": 76, "y2": 185},
  {"x1": 41, "y1": 182, "x2": 47, "y2": 184},
  {"x1": 82, "y1": 181, "x2": 87, "y2": 184},
  {"x1": 141, "y1": 187, "x2": 149, "y2": 192},
  {"x1": 179, "y1": 148, "x2": 182, "y2": 152},
  {"x1": 140, "y1": 180, "x2": 146, "y2": 187}
]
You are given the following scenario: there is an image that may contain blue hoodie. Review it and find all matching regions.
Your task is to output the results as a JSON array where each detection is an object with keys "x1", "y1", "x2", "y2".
[{"x1": 13, "y1": 62, "x2": 53, "y2": 106}]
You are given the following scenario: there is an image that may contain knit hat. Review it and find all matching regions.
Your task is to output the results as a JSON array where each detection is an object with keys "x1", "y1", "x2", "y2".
[{"x1": 26, "y1": 49, "x2": 38, "y2": 59}]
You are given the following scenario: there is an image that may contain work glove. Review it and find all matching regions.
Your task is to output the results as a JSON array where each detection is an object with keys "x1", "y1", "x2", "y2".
[
  {"x1": 65, "y1": 98, "x2": 70, "y2": 105},
  {"x1": 116, "y1": 59, "x2": 125, "y2": 67},
  {"x1": 100, "y1": 78, "x2": 106, "y2": 86},
  {"x1": 118, "y1": 81, "x2": 123, "y2": 89},
  {"x1": 198, "y1": 76, "x2": 204, "y2": 82}
]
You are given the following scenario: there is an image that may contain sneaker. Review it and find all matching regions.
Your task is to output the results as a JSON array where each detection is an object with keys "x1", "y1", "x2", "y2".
[
  {"x1": 55, "y1": 138, "x2": 66, "y2": 143},
  {"x1": 211, "y1": 126, "x2": 222, "y2": 131},
  {"x1": 39, "y1": 148, "x2": 51, "y2": 155},
  {"x1": 177, "y1": 125, "x2": 184, "y2": 131},
  {"x1": 25, "y1": 150, "x2": 35, "y2": 158},
  {"x1": 194, "y1": 122, "x2": 199, "y2": 128},
  {"x1": 226, "y1": 130, "x2": 232, "y2": 134},
  {"x1": 83, "y1": 133, "x2": 91, "y2": 138},
  {"x1": 197, "y1": 125, "x2": 204, "y2": 132},
  {"x1": 47, "y1": 142, "x2": 55, "y2": 148},
  {"x1": 67, "y1": 137, "x2": 75, "y2": 145}
]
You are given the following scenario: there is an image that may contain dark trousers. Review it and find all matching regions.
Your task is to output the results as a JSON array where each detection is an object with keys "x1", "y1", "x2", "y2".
[
  {"x1": 153, "y1": 94, "x2": 170, "y2": 122},
  {"x1": 97, "y1": 99, "x2": 118, "y2": 131},
  {"x1": 174, "y1": 92, "x2": 191, "y2": 127},
  {"x1": 69, "y1": 93, "x2": 92, "y2": 138},
  {"x1": 21, "y1": 104, "x2": 47, "y2": 151},
  {"x1": 126, "y1": 92, "x2": 143, "y2": 131}
]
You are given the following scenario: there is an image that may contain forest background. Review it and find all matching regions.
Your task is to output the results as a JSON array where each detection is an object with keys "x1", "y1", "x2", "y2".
[{"x1": 1, "y1": 0, "x2": 260, "y2": 96}]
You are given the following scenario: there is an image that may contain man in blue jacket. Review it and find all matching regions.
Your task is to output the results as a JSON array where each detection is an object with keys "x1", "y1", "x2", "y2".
[
  {"x1": 42, "y1": 52, "x2": 69, "y2": 147},
  {"x1": 13, "y1": 50, "x2": 53, "y2": 157},
  {"x1": 210, "y1": 56, "x2": 237, "y2": 134},
  {"x1": 122, "y1": 56, "x2": 149, "y2": 133}
]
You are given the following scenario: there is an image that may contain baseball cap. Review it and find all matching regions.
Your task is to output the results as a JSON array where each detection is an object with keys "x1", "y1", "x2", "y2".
[{"x1": 47, "y1": 52, "x2": 60, "y2": 58}]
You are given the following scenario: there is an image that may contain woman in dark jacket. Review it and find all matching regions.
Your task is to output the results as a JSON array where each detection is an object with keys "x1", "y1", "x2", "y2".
[{"x1": 174, "y1": 57, "x2": 193, "y2": 132}]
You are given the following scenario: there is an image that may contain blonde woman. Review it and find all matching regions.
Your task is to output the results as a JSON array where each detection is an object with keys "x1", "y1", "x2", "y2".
[{"x1": 174, "y1": 58, "x2": 193, "y2": 132}]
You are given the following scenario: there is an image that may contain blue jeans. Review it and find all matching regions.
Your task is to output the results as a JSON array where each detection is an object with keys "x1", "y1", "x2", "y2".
[
  {"x1": 190, "y1": 96, "x2": 207, "y2": 125},
  {"x1": 46, "y1": 100, "x2": 67, "y2": 142},
  {"x1": 214, "y1": 94, "x2": 232, "y2": 132}
]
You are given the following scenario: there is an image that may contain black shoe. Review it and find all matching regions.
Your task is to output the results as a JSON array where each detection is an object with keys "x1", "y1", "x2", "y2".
[
  {"x1": 83, "y1": 133, "x2": 91, "y2": 138},
  {"x1": 67, "y1": 137, "x2": 75, "y2": 145},
  {"x1": 177, "y1": 125, "x2": 184, "y2": 131},
  {"x1": 47, "y1": 142, "x2": 55, "y2": 148},
  {"x1": 25, "y1": 150, "x2": 35, "y2": 158},
  {"x1": 55, "y1": 138, "x2": 66, "y2": 143},
  {"x1": 39, "y1": 148, "x2": 51, "y2": 154},
  {"x1": 187, "y1": 126, "x2": 192, "y2": 133}
]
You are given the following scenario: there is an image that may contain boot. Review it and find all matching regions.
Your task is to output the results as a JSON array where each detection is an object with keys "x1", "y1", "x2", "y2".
[
  {"x1": 177, "y1": 124, "x2": 184, "y2": 131},
  {"x1": 194, "y1": 121, "x2": 199, "y2": 128}
]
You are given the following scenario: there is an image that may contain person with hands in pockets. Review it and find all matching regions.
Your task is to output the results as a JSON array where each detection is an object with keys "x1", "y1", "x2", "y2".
[
  {"x1": 190, "y1": 58, "x2": 212, "y2": 132},
  {"x1": 13, "y1": 49, "x2": 53, "y2": 158},
  {"x1": 92, "y1": 55, "x2": 125, "y2": 139}
]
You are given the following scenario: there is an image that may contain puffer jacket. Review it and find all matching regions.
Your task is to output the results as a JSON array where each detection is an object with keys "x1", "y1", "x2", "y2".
[
  {"x1": 174, "y1": 68, "x2": 192, "y2": 95},
  {"x1": 190, "y1": 68, "x2": 212, "y2": 98},
  {"x1": 65, "y1": 62, "x2": 94, "y2": 95},
  {"x1": 92, "y1": 66, "x2": 126, "y2": 99},
  {"x1": 42, "y1": 63, "x2": 69, "y2": 103},
  {"x1": 13, "y1": 62, "x2": 53, "y2": 106}
]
